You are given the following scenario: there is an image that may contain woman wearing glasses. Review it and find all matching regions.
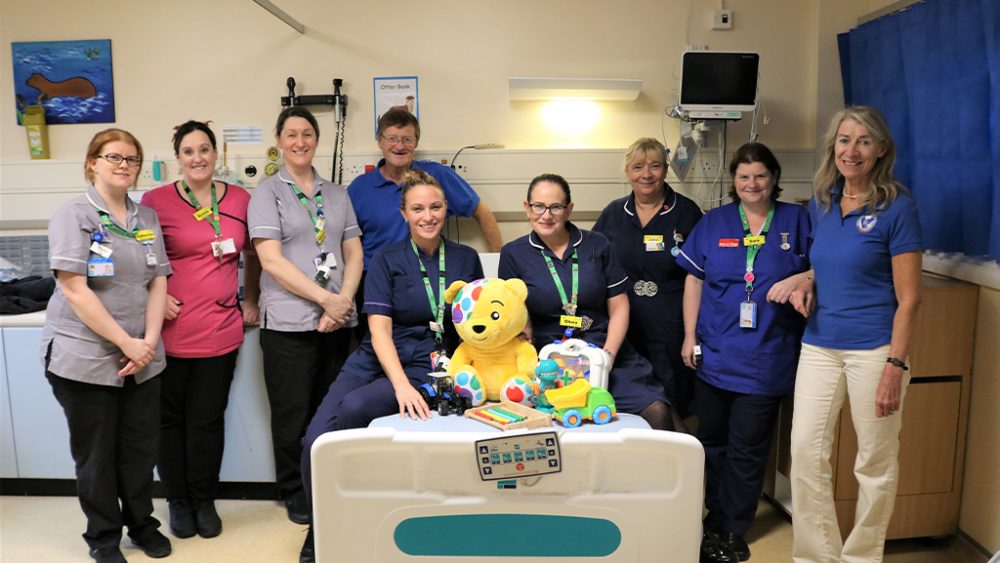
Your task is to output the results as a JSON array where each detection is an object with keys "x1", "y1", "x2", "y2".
[
  {"x1": 498, "y1": 173, "x2": 673, "y2": 430},
  {"x1": 593, "y1": 138, "x2": 703, "y2": 419},
  {"x1": 296, "y1": 169, "x2": 484, "y2": 562},
  {"x1": 141, "y1": 120, "x2": 260, "y2": 540},
  {"x1": 248, "y1": 107, "x2": 362, "y2": 526},
  {"x1": 42, "y1": 129, "x2": 173, "y2": 563}
]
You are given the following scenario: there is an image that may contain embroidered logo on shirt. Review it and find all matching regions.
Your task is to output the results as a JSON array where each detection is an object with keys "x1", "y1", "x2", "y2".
[
  {"x1": 718, "y1": 238, "x2": 739, "y2": 248},
  {"x1": 856, "y1": 215, "x2": 877, "y2": 233}
]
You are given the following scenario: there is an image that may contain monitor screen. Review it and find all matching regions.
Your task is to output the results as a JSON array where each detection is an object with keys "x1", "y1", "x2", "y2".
[{"x1": 679, "y1": 52, "x2": 760, "y2": 114}]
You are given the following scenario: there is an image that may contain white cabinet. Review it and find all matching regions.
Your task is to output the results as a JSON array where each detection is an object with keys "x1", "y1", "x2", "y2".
[{"x1": 1, "y1": 325, "x2": 276, "y2": 483}]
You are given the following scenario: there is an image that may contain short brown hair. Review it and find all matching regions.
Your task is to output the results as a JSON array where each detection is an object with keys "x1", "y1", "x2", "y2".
[
  {"x1": 84, "y1": 128, "x2": 143, "y2": 186},
  {"x1": 377, "y1": 108, "x2": 420, "y2": 141}
]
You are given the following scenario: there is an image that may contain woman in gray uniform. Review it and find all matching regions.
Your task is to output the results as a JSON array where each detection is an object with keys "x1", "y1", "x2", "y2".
[
  {"x1": 248, "y1": 107, "x2": 363, "y2": 526},
  {"x1": 42, "y1": 128, "x2": 173, "y2": 563}
]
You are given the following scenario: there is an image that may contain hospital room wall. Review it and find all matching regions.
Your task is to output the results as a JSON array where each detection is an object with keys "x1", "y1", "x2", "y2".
[
  {"x1": 1, "y1": 0, "x2": 997, "y2": 552},
  {"x1": 0, "y1": 0, "x2": 821, "y2": 160}
]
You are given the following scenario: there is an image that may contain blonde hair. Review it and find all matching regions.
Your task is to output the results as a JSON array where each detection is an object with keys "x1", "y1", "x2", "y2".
[
  {"x1": 84, "y1": 128, "x2": 143, "y2": 186},
  {"x1": 813, "y1": 106, "x2": 901, "y2": 213},
  {"x1": 399, "y1": 169, "x2": 445, "y2": 208},
  {"x1": 624, "y1": 137, "x2": 668, "y2": 172}
]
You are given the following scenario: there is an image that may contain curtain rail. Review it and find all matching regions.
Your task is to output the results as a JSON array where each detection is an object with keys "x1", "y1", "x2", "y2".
[{"x1": 859, "y1": 0, "x2": 925, "y2": 25}]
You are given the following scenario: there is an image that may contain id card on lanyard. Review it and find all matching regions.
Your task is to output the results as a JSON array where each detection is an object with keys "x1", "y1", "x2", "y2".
[
  {"x1": 288, "y1": 182, "x2": 330, "y2": 284},
  {"x1": 412, "y1": 239, "x2": 446, "y2": 343},
  {"x1": 738, "y1": 203, "x2": 774, "y2": 329},
  {"x1": 541, "y1": 248, "x2": 582, "y2": 338},
  {"x1": 93, "y1": 207, "x2": 158, "y2": 271},
  {"x1": 183, "y1": 181, "x2": 236, "y2": 258}
]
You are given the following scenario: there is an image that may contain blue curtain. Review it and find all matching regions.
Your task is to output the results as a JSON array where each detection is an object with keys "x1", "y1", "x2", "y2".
[{"x1": 839, "y1": 0, "x2": 1000, "y2": 261}]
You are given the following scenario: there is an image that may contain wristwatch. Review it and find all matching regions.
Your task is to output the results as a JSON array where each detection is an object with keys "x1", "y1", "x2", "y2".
[{"x1": 886, "y1": 357, "x2": 909, "y2": 371}]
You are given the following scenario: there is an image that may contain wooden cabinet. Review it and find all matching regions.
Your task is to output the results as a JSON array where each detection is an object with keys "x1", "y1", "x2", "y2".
[{"x1": 769, "y1": 274, "x2": 978, "y2": 539}]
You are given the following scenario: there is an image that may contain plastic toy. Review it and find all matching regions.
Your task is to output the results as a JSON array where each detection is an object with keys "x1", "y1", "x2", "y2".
[
  {"x1": 544, "y1": 379, "x2": 617, "y2": 428},
  {"x1": 532, "y1": 359, "x2": 560, "y2": 412},
  {"x1": 444, "y1": 278, "x2": 538, "y2": 402},
  {"x1": 418, "y1": 361, "x2": 471, "y2": 416},
  {"x1": 537, "y1": 338, "x2": 611, "y2": 390}
]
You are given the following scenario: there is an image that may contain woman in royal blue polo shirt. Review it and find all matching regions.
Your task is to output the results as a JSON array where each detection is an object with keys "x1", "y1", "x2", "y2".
[
  {"x1": 789, "y1": 106, "x2": 922, "y2": 563},
  {"x1": 676, "y1": 143, "x2": 811, "y2": 563}
]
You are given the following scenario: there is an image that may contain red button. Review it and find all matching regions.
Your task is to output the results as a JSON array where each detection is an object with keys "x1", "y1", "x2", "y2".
[{"x1": 516, "y1": 462, "x2": 525, "y2": 471}]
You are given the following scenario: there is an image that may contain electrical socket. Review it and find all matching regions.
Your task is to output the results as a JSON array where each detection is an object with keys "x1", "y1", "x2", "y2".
[{"x1": 698, "y1": 157, "x2": 720, "y2": 180}]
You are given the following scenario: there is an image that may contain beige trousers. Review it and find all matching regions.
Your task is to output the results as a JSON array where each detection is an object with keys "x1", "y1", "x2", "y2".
[{"x1": 790, "y1": 343, "x2": 908, "y2": 563}]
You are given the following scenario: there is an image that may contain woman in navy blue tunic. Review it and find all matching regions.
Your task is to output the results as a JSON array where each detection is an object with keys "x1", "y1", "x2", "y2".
[
  {"x1": 498, "y1": 173, "x2": 672, "y2": 430},
  {"x1": 676, "y1": 143, "x2": 811, "y2": 562},
  {"x1": 594, "y1": 138, "x2": 703, "y2": 417},
  {"x1": 297, "y1": 170, "x2": 483, "y2": 562}
]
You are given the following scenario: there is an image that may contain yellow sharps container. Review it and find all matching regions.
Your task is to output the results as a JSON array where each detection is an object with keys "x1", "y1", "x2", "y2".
[{"x1": 23, "y1": 105, "x2": 50, "y2": 159}]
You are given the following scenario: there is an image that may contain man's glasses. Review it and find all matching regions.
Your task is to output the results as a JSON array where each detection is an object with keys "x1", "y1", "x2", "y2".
[{"x1": 380, "y1": 134, "x2": 417, "y2": 147}]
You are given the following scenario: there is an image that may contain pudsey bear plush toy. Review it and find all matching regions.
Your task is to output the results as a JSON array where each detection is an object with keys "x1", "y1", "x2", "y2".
[{"x1": 445, "y1": 278, "x2": 538, "y2": 403}]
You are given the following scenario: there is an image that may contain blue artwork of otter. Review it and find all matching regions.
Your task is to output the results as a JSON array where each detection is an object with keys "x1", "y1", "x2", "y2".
[{"x1": 12, "y1": 39, "x2": 115, "y2": 124}]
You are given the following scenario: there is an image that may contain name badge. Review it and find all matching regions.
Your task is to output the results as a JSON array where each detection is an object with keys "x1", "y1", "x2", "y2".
[
  {"x1": 193, "y1": 207, "x2": 213, "y2": 221},
  {"x1": 211, "y1": 238, "x2": 238, "y2": 257},
  {"x1": 743, "y1": 235, "x2": 766, "y2": 246},
  {"x1": 429, "y1": 321, "x2": 443, "y2": 333},
  {"x1": 718, "y1": 238, "x2": 739, "y2": 248},
  {"x1": 559, "y1": 315, "x2": 583, "y2": 328},
  {"x1": 739, "y1": 301, "x2": 758, "y2": 329},
  {"x1": 87, "y1": 256, "x2": 114, "y2": 277},
  {"x1": 89, "y1": 242, "x2": 113, "y2": 258},
  {"x1": 135, "y1": 229, "x2": 156, "y2": 242},
  {"x1": 643, "y1": 235, "x2": 663, "y2": 244}
]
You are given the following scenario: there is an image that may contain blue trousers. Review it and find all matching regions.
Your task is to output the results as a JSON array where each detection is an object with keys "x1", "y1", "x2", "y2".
[
  {"x1": 300, "y1": 347, "x2": 431, "y2": 510},
  {"x1": 694, "y1": 377, "x2": 782, "y2": 536}
]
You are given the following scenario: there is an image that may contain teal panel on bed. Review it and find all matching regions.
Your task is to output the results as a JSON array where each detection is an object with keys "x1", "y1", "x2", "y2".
[{"x1": 394, "y1": 513, "x2": 621, "y2": 556}]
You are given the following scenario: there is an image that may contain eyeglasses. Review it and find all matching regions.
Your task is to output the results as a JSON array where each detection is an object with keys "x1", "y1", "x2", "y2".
[
  {"x1": 380, "y1": 134, "x2": 417, "y2": 147},
  {"x1": 98, "y1": 153, "x2": 142, "y2": 167},
  {"x1": 528, "y1": 203, "x2": 569, "y2": 217}
]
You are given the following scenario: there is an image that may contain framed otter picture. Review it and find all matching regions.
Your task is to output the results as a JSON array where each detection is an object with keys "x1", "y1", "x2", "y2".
[{"x1": 12, "y1": 39, "x2": 115, "y2": 125}]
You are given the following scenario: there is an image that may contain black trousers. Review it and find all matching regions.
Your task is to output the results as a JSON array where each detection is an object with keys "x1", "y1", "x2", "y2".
[
  {"x1": 47, "y1": 372, "x2": 162, "y2": 550},
  {"x1": 694, "y1": 377, "x2": 782, "y2": 536},
  {"x1": 157, "y1": 350, "x2": 239, "y2": 500},
  {"x1": 260, "y1": 328, "x2": 350, "y2": 497}
]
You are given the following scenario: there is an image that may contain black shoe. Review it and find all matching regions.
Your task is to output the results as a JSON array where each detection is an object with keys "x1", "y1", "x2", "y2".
[
  {"x1": 168, "y1": 498, "x2": 197, "y2": 538},
  {"x1": 88, "y1": 545, "x2": 126, "y2": 563},
  {"x1": 195, "y1": 499, "x2": 223, "y2": 538},
  {"x1": 722, "y1": 532, "x2": 750, "y2": 561},
  {"x1": 284, "y1": 490, "x2": 310, "y2": 525},
  {"x1": 700, "y1": 531, "x2": 737, "y2": 563},
  {"x1": 299, "y1": 526, "x2": 315, "y2": 563},
  {"x1": 130, "y1": 529, "x2": 172, "y2": 558}
]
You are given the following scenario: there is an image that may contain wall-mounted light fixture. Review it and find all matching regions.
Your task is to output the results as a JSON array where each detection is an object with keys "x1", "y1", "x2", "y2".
[{"x1": 508, "y1": 77, "x2": 643, "y2": 101}]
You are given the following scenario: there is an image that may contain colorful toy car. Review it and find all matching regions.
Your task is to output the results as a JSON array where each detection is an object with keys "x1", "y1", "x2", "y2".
[{"x1": 544, "y1": 379, "x2": 616, "y2": 427}]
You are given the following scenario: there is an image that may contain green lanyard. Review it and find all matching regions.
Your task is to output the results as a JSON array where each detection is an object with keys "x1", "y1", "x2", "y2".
[
  {"x1": 96, "y1": 209, "x2": 140, "y2": 239},
  {"x1": 738, "y1": 203, "x2": 775, "y2": 299},
  {"x1": 288, "y1": 182, "x2": 326, "y2": 246},
  {"x1": 411, "y1": 239, "x2": 446, "y2": 342},
  {"x1": 541, "y1": 248, "x2": 579, "y2": 316},
  {"x1": 182, "y1": 181, "x2": 221, "y2": 239}
]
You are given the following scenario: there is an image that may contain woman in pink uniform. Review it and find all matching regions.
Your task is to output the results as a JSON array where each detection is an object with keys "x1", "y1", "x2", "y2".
[{"x1": 141, "y1": 120, "x2": 261, "y2": 540}]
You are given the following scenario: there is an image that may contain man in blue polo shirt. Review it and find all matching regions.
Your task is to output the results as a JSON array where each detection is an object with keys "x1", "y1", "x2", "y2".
[{"x1": 348, "y1": 108, "x2": 502, "y2": 269}]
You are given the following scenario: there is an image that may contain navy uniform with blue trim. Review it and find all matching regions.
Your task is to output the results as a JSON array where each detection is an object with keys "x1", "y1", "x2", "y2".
[
  {"x1": 593, "y1": 186, "x2": 702, "y2": 415},
  {"x1": 300, "y1": 237, "x2": 483, "y2": 496},
  {"x1": 676, "y1": 200, "x2": 810, "y2": 540},
  {"x1": 498, "y1": 224, "x2": 666, "y2": 415}
]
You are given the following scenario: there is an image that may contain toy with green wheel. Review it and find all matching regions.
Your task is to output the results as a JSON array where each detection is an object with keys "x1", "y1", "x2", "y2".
[{"x1": 544, "y1": 379, "x2": 616, "y2": 428}]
